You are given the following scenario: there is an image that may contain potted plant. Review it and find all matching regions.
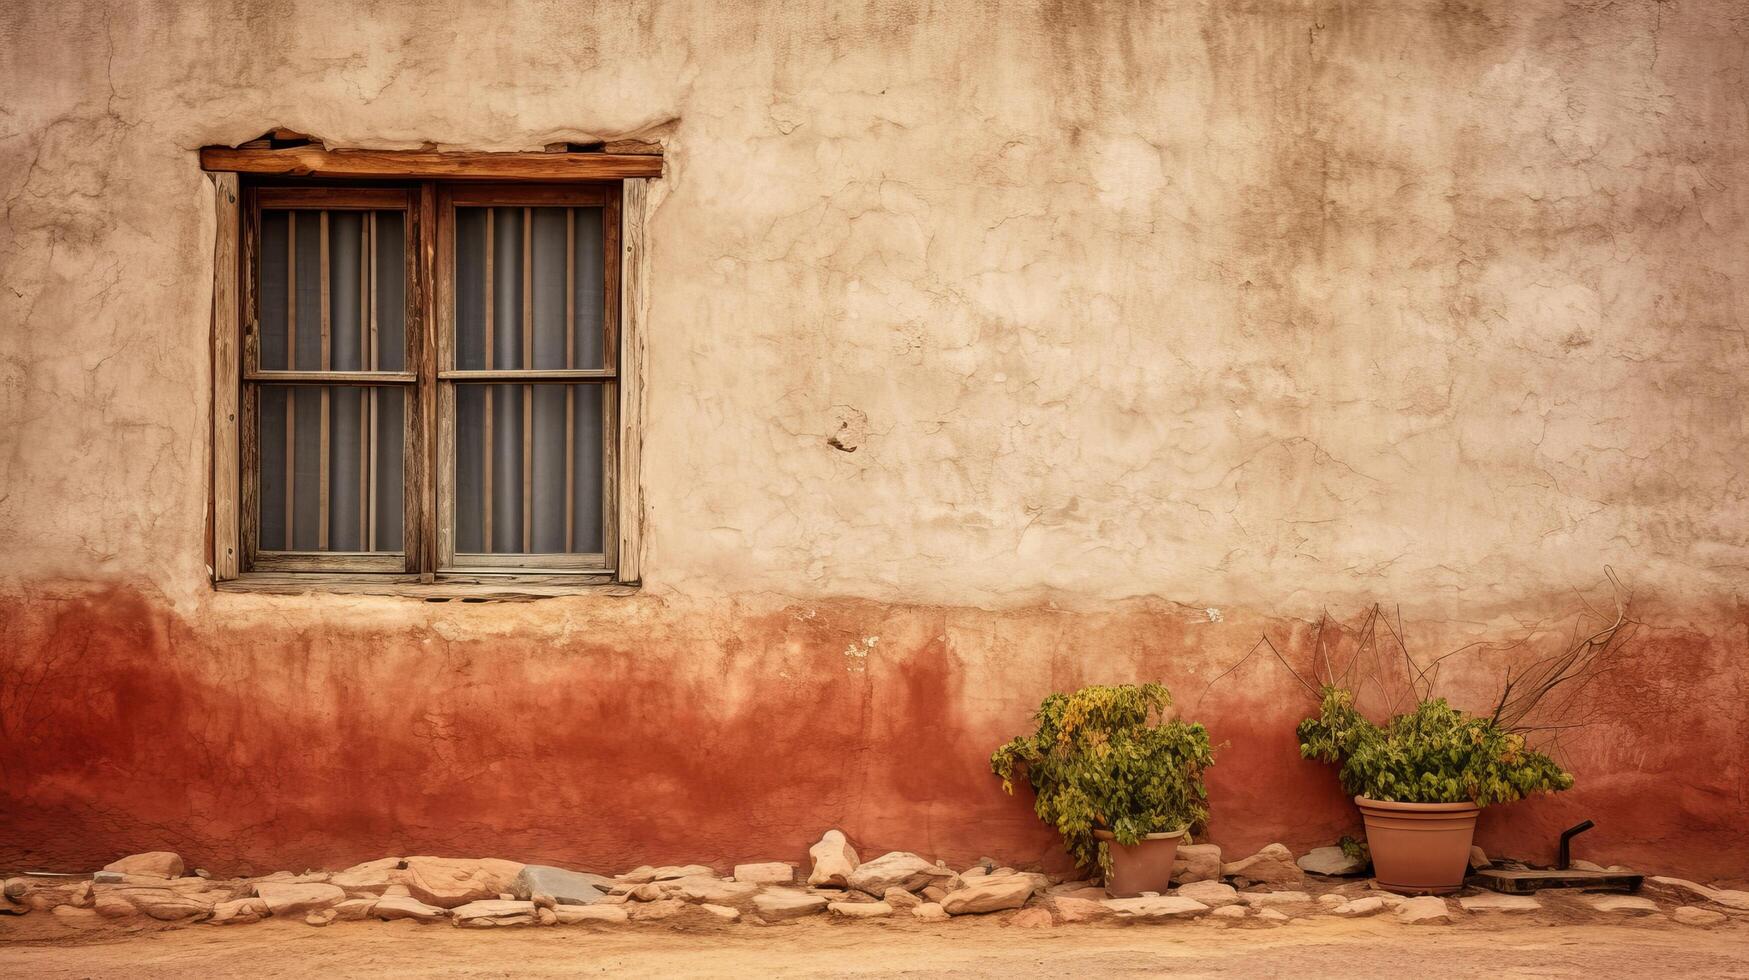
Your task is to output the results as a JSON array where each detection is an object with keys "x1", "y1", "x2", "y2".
[
  {"x1": 991, "y1": 683, "x2": 1214, "y2": 897},
  {"x1": 1297, "y1": 686, "x2": 1573, "y2": 894}
]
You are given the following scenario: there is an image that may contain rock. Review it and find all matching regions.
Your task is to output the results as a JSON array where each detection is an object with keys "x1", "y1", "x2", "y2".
[
  {"x1": 50, "y1": 906, "x2": 101, "y2": 926},
  {"x1": 1011, "y1": 906, "x2": 1053, "y2": 928},
  {"x1": 911, "y1": 902, "x2": 949, "y2": 921},
  {"x1": 373, "y1": 895, "x2": 448, "y2": 923},
  {"x1": 921, "y1": 885, "x2": 949, "y2": 903},
  {"x1": 209, "y1": 897, "x2": 270, "y2": 925},
  {"x1": 1646, "y1": 876, "x2": 1749, "y2": 911},
  {"x1": 305, "y1": 909, "x2": 337, "y2": 927},
  {"x1": 1221, "y1": 844, "x2": 1303, "y2": 887},
  {"x1": 664, "y1": 875, "x2": 761, "y2": 904},
  {"x1": 847, "y1": 852, "x2": 952, "y2": 894},
  {"x1": 102, "y1": 852, "x2": 185, "y2": 879},
  {"x1": 884, "y1": 887, "x2": 921, "y2": 910},
  {"x1": 628, "y1": 899, "x2": 688, "y2": 921},
  {"x1": 1211, "y1": 904, "x2": 1248, "y2": 920},
  {"x1": 254, "y1": 882, "x2": 346, "y2": 917},
  {"x1": 616, "y1": 865, "x2": 713, "y2": 884},
  {"x1": 1102, "y1": 896, "x2": 1210, "y2": 920},
  {"x1": 3, "y1": 877, "x2": 28, "y2": 900},
  {"x1": 553, "y1": 903, "x2": 629, "y2": 925},
  {"x1": 1673, "y1": 906, "x2": 1727, "y2": 927},
  {"x1": 732, "y1": 862, "x2": 795, "y2": 885},
  {"x1": 95, "y1": 886, "x2": 215, "y2": 921},
  {"x1": 250, "y1": 871, "x2": 332, "y2": 885},
  {"x1": 1175, "y1": 881, "x2": 1240, "y2": 907},
  {"x1": 452, "y1": 899, "x2": 537, "y2": 927},
  {"x1": 625, "y1": 883, "x2": 666, "y2": 902},
  {"x1": 1318, "y1": 894, "x2": 1345, "y2": 908},
  {"x1": 393, "y1": 858, "x2": 525, "y2": 909},
  {"x1": 1570, "y1": 860, "x2": 1607, "y2": 872},
  {"x1": 829, "y1": 900, "x2": 893, "y2": 918},
  {"x1": 333, "y1": 898, "x2": 378, "y2": 921},
  {"x1": 1458, "y1": 893, "x2": 1539, "y2": 912},
  {"x1": 699, "y1": 903, "x2": 741, "y2": 921},
  {"x1": 807, "y1": 830, "x2": 861, "y2": 888},
  {"x1": 1587, "y1": 895, "x2": 1658, "y2": 915},
  {"x1": 941, "y1": 875, "x2": 1035, "y2": 915},
  {"x1": 961, "y1": 867, "x2": 988, "y2": 881},
  {"x1": 1256, "y1": 908, "x2": 1290, "y2": 924},
  {"x1": 754, "y1": 889, "x2": 829, "y2": 921},
  {"x1": 1396, "y1": 896, "x2": 1452, "y2": 924},
  {"x1": 535, "y1": 907, "x2": 559, "y2": 926},
  {"x1": 1333, "y1": 897, "x2": 1388, "y2": 917},
  {"x1": 91, "y1": 871, "x2": 125, "y2": 884},
  {"x1": 1238, "y1": 890, "x2": 1314, "y2": 907},
  {"x1": 330, "y1": 858, "x2": 402, "y2": 896},
  {"x1": 1048, "y1": 896, "x2": 1111, "y2": 923},
  {"x1": 1172, "y1": 844, "x2": 1222, "y2": 884},
  {"x1": 1297, "y1": 846, "x2": 1366, "y2": 877},
  {"x1": 1468, "y1": 846, "x2": 1492, "y2": 870}
]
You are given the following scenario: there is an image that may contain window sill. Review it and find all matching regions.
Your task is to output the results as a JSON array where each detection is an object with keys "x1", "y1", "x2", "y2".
[{"x1": 215, "y1": 572, "x2": 639, "y2": 601}]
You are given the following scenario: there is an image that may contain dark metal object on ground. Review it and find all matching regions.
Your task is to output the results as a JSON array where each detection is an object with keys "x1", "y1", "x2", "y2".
[
  {"x1": 1558, "y1": 820, "x2": 1595, "y2": 870},
  {"x1": 1474, "y1": 819, "x2": 1642, "y2": 894}
]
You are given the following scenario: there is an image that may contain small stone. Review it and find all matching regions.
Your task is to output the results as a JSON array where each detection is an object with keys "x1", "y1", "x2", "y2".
[
  {"x1": 102, "y1": 852, "x2": 185, "y2": 879},
  {"x1": 1587, "y1": 895, "x2": 1658, "y2": 915},
  {"x1": 732, "y1": 862, "x2": 794, "y2": 885},
  {"x1": 91, "y1": 871, "x2": 125, "y2": 884},
  {"x1": 1468, "y1": 846, "x2": 1491, "y2": 870},
  {"x1": 1570, "y1": 860, "x2": 1607, "y2": 872},
  {"x1": 452, "y1": 899, "x2": 537, "y2": 927},
  {"x1": 807, "y1": 830, "x2": 860, "y2": 888},
  {"x1": 531, "y1": 893, "x2": 557, "y2": 910},
  {"x1": 1102, "y1": 895, "x2": 1209, "y2": 919},
  {"x1": 1175, "y1": 881, "x2": 1240, "y2": 907},
  {"x1": 1168, "y1": 840, "x2": 1224, "y2": 885},
  {"x1": 373, "y1": 895, "x2": 448, "y2": 923},
  {"x1": 1458, "y1": 893, "x2": 1540, "y2": 912},
  {"x1": 628, "y1": 898, "x2": 688, "y2": 921},
  {"x1": 941, "y1": 875, "x2": 1035, "y2": 915},
  {"x1": 1297, "y1": 846, "x2": 1366, "y2": 877},
  {"x1": 1221, "y1": 845, "x2": 1303, "y2": 887},
  {"x1": 883, "y1": 887, "x2": 921, "y2": 910},
  {"x1": 330, "y1": 858, "x2": 401, "y2": 896},
  {"x1": 1396, "y1": 896, "x2": 1452, "y2": 924},
  {"x1": 699, "y1": 903, "x2": 741, "y2": 921},
  {"x1": 847, "y1": 852, "x2": 952, "y2": 894},
  {"x1": 553, "y1": 904, "x2": 629, "y2": 924},
  {"x1": 1672, "y1": 906, "x2": 1727, "y2": 927},
  {"x1": 1048, "y1": 896, "x2": 1110, "y2": 923},
  {"x1": 961, "y1": 867, "x2": 989, "y2": 881},
  {"x1": 535, "y1": 907, "x2": 559, "y2": 926},
  {"x1": 305, "y1": 909, "x2": 337, "y2": 927},
  {"x1": 1011, "y1": 907, "x2": 1053, "y2": 928},
  {"x1": 1238, "y1": 891, "x2": 1313, "y2": 907},
  {"x1": 1333, "y1": 896, "x2": 1388, "y2": 916},
  {"x1": 1211, "y1": 904, "x2": 1247, "y2": 920},
  {"x1": 208, "y1": 897, "x2": 270, "y2": 925},
  {"x1": 911, "y1": 902, "x2": 949, "y2": 921},
  {"x1": 1256, "y1": 908, "x2": 1290, "y2": 924},
  {"x1": 255, "y1": 882, "x2": 346, "y2": 917},
  {"x1": 510, "y1": 865, "x2": 612, "y2": 905},
  {"x1": 332, "y1": 898, "x2": 378, "y2": 921},
  {"x1": 754, "y1": 889, "x2": 829, "y2": 921},
  {"x1": 829, "y1": 900, "x2": 893, "y2": 918},
  {"x1": 1318, "y1": 894, "x2": 1345, "y2": 907}
]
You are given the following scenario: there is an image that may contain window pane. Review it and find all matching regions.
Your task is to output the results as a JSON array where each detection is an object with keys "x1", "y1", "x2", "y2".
[
  {"x1": 453, "y1": 206, "x2": 605, "y2": 370},
  {"x1": 258, "y1": 384, "x2": 405, "y2": 551},
  {"x1": 455, "y1": 383, "x2": 605, "y2": 555},
  {"x1": 259, "y1": 209, "x2": 406, "y2": 371}
]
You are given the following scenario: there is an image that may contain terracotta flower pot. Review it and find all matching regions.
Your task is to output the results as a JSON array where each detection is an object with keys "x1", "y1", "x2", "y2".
[
  {"x1": 1356, "y1": 796, "x2": 1481, "y2": 895},
  {"x1": 1093, "y1": 828, "x2": 1186, "y2": 897}
]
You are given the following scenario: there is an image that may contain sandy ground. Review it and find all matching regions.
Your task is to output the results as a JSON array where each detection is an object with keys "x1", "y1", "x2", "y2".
[{"x1": 3, "y1": 907, "x2": 1746, "y2": 979}]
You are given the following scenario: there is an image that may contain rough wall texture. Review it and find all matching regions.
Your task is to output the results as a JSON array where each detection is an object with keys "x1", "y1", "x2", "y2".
[{"x1": 2, "y1": 2, "x2": 1746, "y2": 878}]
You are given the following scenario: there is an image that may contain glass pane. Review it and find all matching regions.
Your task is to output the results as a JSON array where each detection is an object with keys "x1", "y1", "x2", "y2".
[
  {"x1": 258, "y1": 384, "x2": 405, "y2": 551},
  {"x1": 455, "y1": 383, "x2": 605, "y2": 555},
  {"x1": 258, "y1": 209, "x2": 407, "y2": 371},
  {"x1": 454, "y1": 206, "x2": 605, "y2": 370}
]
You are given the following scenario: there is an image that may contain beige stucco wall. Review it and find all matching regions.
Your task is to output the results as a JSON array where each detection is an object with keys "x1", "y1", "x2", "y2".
[{"x1": 2, "y1": 1, "x2": 1745, "y2": 877}]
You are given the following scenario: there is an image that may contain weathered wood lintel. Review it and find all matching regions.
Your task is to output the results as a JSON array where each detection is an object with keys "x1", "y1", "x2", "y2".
[{"x1": 200, "y1": 145, "x2": 664, "y2": 181}]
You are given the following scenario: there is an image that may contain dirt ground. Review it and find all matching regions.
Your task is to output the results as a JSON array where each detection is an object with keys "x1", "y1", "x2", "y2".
[{"x1": 3, "y1": 907, "x2": 1746, "y2": 979}]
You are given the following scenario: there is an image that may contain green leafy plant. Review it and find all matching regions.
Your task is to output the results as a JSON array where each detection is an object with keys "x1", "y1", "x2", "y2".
[
  {"x1": 1297, "y1": 686, "x2": 1573, "y2": 805},
  {"x1": 990, "y1": 683, "x2": 1214, "y2": 872}
]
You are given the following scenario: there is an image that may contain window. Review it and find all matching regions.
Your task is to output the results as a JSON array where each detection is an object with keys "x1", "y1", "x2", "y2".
[{"x1": 205, "y1": 143, "x2": 656, "y2": 597}]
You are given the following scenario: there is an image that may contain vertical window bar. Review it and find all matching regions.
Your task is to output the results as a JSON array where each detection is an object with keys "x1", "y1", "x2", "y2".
[
  {"x1": 522, "y1": 206, "x2": 533, "y2": 554},
  {"x1": 564, "y1": 207, "x2": 575, "y2": 553},
  {"x1": 318, "y1": 210, "x2": 331, "y2": 551},
  {"x1": 482, "y1": 208, "x2": 494, "y2": 552},
  {"x1": 285, "y1": 214, "x2": 297, "y2": 549},
  {"x1": 359, "y1": 213, "x2": 370, "y2": 549},
  {"x1": 367, "y1": 211, "x2": 379, "y2": 552}
]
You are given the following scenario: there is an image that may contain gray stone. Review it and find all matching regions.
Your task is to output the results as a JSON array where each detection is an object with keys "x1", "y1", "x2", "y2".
[{"x1": 511, "y1": 866, "x2": 610, "y2": 905}]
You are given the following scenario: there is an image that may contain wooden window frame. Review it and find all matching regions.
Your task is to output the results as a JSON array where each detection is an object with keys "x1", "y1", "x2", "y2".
[{"x1": 206, "y1": 154, "x2": 652, "y2": 600}]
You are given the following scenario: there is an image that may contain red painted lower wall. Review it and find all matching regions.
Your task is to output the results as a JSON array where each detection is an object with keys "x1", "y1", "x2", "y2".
[{"x1": 2, "y1": 583, "x2": 1744, "y2": 881}]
